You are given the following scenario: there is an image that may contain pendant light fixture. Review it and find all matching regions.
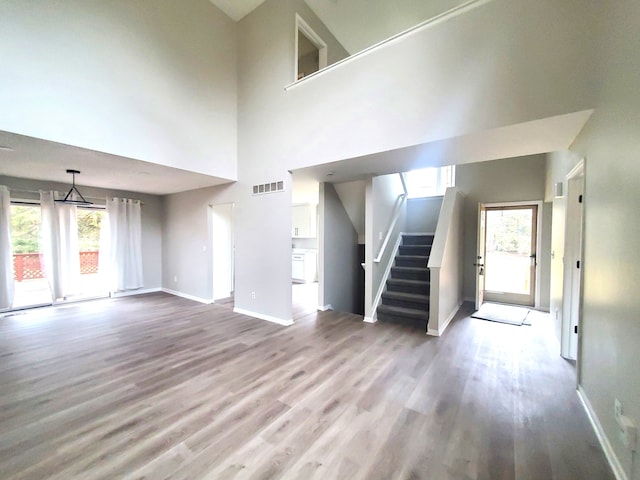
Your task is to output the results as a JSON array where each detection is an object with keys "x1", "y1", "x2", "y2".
[{"x1": 55, "y1": 169, "x2": 93, "y2": 206}]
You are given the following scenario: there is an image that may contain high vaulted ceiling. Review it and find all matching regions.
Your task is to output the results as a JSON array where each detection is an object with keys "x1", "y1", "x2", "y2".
[{"x1": 208, "y1": 0, "x2": 269, "y2": 21}]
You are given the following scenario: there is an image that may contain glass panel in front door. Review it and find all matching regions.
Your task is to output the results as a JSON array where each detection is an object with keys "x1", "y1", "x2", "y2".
[{"x1": 483, "y1": 206, "x2": 536, "y2": 305}]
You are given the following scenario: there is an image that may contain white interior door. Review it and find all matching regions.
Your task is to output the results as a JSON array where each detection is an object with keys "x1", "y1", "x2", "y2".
[
  {"x1": 211, "y1": 203, "x2": 234, "y2": 301},
  {"x1": 475, "y1": 203, "x2": 486, "y2": 309},
  {"x1": 562, "y1": 177, "x2": 584, "y2": 360}
]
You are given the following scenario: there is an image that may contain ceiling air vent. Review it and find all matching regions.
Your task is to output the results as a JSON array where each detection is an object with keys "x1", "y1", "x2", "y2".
[{"x1": 252, "y1": 180, "x2": 284, "y2": 196}]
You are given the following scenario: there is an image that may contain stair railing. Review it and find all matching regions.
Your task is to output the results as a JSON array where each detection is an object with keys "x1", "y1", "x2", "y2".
[{"x1": 374, "y1": 173, "x2": 408, "y2": 264}]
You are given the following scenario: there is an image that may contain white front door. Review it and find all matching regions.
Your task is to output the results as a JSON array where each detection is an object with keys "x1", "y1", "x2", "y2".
[{"x1": 481, "y1": 204, "x2": 538, "y2": 307}]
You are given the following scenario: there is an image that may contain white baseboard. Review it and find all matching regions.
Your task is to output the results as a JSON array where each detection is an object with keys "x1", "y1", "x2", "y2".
[
  {"x1": 427, "y1": 301, "x2": 462, "y2": 337},
  {"x1": 161, "y1": 288, "x2": 212, "y2": 304},
  {"x1": 317, "y1": 304, "x2": 333, "y2": 312},
  {"x1": 577, "y1": 385, "x2": 627, "y2": 480},
  {"x1": 363, "y1": 316, "x2": 377, "y2": 324},
  {"x1": 112, "y1": 287, "x2": 162, "y2": 298},
  {"x1": 233, "y1": 307, "x2": 294, "y2": 327}
]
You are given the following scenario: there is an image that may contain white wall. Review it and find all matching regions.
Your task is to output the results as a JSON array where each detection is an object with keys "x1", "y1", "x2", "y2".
[
  {"x1": 333, "y1": 180, "x2": 366, "y2": 244},
  {"x1": 0, "y1": 0, "x2": 238, "y2": 179},
  {"x1": 161, "y1": 0, "x2": 348, "y2": 322},
  {"x1": 364, "y1": 173, "x2": 406, "y2": 319},
  {"x1": 283, "y1": 0, "x2": 600, "y2": 171},
  {"x1": 428, "y1": 188, "x2": 464, "y2": 336},
  {"x1": 0, "y1": 175, "x2": 162, "y2": 290},
  {"x1": 566, "y1": 2, "x2": 640, "y2": 477},
  {"x1": 319, "y1": 183, "x2": 359, "y2": 313},
  {"x1": 455, "y1": 154, "x2": 550, "y2": 309}
]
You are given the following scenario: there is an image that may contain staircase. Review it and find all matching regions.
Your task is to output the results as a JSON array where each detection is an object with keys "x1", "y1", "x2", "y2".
[{"x1": 377, "y1": 234, "x2": 433, "y2": 329}]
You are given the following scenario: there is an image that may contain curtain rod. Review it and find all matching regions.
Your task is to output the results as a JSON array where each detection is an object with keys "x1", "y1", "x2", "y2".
[{"x1": 7, "y1": 188, "x2": 144, "y2": 204}]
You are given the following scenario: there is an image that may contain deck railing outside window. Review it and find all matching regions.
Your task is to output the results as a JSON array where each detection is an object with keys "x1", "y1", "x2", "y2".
[{"x1": 13, "y1": 251, "x2": 99, "y2": 281}]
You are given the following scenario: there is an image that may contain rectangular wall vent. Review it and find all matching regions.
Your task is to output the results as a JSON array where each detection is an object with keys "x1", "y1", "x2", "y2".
[{"x1": 252, "y1": 180, "x2": 284, "y2": 196}]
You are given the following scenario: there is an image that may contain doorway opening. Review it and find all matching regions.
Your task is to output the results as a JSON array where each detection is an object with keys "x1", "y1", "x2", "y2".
[
  {"x1": 291, "y1": 173, "x2": 319, "y2": 320},
  {"x1": 477, "y1": 202, "x2": 540, "y2": 308},
  {"x1": 295, "y1": 15, "x2": 327, "y2": 81},
  {"x1": 210, "y1": 203, "x2": 234, "y2": 307}
]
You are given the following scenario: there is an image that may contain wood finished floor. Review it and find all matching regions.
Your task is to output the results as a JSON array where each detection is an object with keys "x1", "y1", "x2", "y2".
[{"x1": 0, "y1": 293, "x2": 613, "y2": 480}]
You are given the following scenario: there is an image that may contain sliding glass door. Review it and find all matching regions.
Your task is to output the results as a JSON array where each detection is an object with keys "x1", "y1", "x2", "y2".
[
  {"x1": 10, "y1": 204, "x2": 51, "y2": 308},
  {"x1": 9, "y1": 204, "x2": 108, "y2": 309},
  {"x1": 72, "y1": 207, "x2": 108, "y2": 301}
]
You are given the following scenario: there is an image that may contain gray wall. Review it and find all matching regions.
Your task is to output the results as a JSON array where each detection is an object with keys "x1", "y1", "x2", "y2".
[
  {"x1": 0, "y1": 0, "x2": 238, "y2": 179},
  {"x1": 406, "y1": 196, "x2": 443, "y2": 233},
  {"x1": 319, "y1": 183, "x2": 358, "y2": 313},
  {"x1": 567, "y1": 2, "x2": 640, "y2": 476},
  {"x1": 1, "y1": 175, "x2": 162, "y2": 290},
  {"x1": 455, "y1": 155, "x2": 551, "y2": 310}
]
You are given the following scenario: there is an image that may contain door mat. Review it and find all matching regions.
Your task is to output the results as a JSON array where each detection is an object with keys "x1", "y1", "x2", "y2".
[{"x1": 472, "y1": 302, "x2": 531, "y2": 326}]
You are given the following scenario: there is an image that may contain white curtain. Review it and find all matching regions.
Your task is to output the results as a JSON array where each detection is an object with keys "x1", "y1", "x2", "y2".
[
  {"x1": 0, "y1": 186, "x2": 14, "y2": 309},
  {"x1": 40, "y1": 191, "x2": 80, "y2": 300},
  {"x1": 100, "y1": 198, "x2": 143, "y2": 292}
]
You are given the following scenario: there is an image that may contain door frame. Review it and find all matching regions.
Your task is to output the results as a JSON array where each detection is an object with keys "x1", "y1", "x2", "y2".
[
  {"x1": 561, "y1": 160, "x2": 585, "y2": 362},
  {"x1": 475, "y1": 203, "x2": 486, "y2": 309},
  {"x1": 477, "y1": 200, "x2": 543, "y2": 310},
  {"x1": 209, "y1": 203, "x2": 235, "y2": 302}
]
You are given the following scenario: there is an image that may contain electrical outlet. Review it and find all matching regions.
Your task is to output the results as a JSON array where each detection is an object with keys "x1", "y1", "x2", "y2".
[
  {"x1": 251, "y1": 291, "x2": 256, "y2": 299},
  {"x1": 615, "y1": 398, "x2": 623, "y2": 425},
  {"x1": 379, "y1": 231, "x2": 383, "y2": 240},
  {"x1": 173, "y1": 275, "x2": 178, "y2": 283}
]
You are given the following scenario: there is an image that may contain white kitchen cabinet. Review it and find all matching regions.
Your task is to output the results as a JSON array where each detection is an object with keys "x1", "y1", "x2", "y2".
[
  {"x1": 292, "y1": 204, "x2": 317, "y2": 238},
  {"x1": 292, "y1": 250, "x2": 317, "y2": 283}
]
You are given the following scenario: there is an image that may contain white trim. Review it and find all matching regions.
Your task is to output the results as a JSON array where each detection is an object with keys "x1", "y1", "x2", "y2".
[
  {"x1": 285, "y1": 0, "x2": 495, "y2": 90},
  {"x1": 162, "y1": 288, "x2": 212, "y2": 304},
  {"x1": 427, "y1": 301, "x2": 462, "y2": 336},
  {"x1": 567, "y1": 160, "x2": 585, "y2": 180},
  {"x1": 577, "y1": 386, "x2": 628, "y2": 480},
  {"x1": 112, "y1": 287, "x2": 161, "y2": 298},
  {"x1": 317, "y1": 304, "x2": 333, "y2": 311},
  {"x1": 363, "y1": 316, "x2": 377, "y2": 324},
  {"x1": 561, "y1": 158, "x2": 586, "y2": 362},
  {"x1": 233, "y1": 307, "x2": 294, "y2": 326},
  {"x1": 294, "y1": 14, "x2": 327, "y2": 83},
  {"x1": 371, "y1": 232, "x2": 404, "y2": 316}
]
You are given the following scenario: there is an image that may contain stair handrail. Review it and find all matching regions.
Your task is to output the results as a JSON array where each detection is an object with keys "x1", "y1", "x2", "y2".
[{"x1": 374, "y1": 173, "x2": 408, "y2": 264}]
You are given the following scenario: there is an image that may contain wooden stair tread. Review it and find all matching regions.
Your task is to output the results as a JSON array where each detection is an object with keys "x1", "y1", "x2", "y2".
[
  {"x1": 382, "y1": 291, "x2": 429, "y2": 303},
  {"x1": 387, "y1": 278, "x2": 430, "y2": 286},
  {"x1": 391, "y1": 266, "x2": 427, "y2": 273}
]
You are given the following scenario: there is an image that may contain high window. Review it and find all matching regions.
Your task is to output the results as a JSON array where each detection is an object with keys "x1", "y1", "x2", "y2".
[{"x1": 405, "y1": 165, "x2": 455, "y2": 198}]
